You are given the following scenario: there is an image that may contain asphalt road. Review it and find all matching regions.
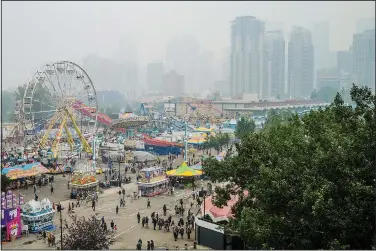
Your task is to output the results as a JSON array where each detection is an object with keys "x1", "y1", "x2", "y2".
[
  {"x1": 3, "y1": 152, "x2": 211, "y2": 250},
  {"x1": 4, "y1": 179, "x2": 209, "y2": 250}
]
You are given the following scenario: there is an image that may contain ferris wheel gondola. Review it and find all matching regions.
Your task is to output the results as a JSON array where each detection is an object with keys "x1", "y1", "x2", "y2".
[{"x1": 19, "y1": 61, "x2": 98, "y2": 157}]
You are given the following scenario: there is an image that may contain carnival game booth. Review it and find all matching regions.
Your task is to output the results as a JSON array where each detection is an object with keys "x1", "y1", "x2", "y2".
[
  {"x1": 166, "y1": 162, "x2": 202, "y2": 189},
  {"x1": 21, "y1": 198, "x2": 55, "y2": 233},
  {"x1": 70, "y1": 172, "x2": 99, "y2": 199},
  {"x1": 137, "y1": 166, "x2": 168, "y2": 197}
]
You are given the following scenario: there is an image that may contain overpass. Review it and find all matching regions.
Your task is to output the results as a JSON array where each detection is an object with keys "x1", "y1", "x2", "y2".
[{"x1": 222, "y1": 101, "x2": 330, "y2": 116}]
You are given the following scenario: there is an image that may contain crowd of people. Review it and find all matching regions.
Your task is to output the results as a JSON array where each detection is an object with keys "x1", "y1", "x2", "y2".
[{"x1": 134, "y1": 193, "x2": 201, "y2": 250}]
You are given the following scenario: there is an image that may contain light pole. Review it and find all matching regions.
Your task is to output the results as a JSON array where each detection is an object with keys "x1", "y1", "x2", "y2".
[
  {"x1": 117, "y1": 150, "x2": 123, "y2": 187},
  {"x1": 184, "y1": 120, "x2": 188, "y2": 162},
  {"x1": 57, "y1": 203, "x2": 63, "y2": 250}
]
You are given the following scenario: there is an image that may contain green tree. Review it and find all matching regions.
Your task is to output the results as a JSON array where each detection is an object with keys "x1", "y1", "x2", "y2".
[
  {"x1": 62, "y1": 216, "x2": 113, "y2": 250},
  {"x1": 13, "y1": 83, "x2": 55, "y2": 121},
  {"x1": 203, "y1": 84, "x2": 376, "y2": 249},
  {"x1": 264, "y1": 109, "x2": 293, "y2": 130},
  {"x1": 311, "y1": 86, "x2": 340, "y2": 103},
  {"x1": 1, "y1": 90, "x2": 16, "y2": 122},
  {"x1": 1, "y1": 175, "x2": 12, "y2": 191},
  {"x1": 234, "y1": 116, "x2": 256, "y2": 140}
]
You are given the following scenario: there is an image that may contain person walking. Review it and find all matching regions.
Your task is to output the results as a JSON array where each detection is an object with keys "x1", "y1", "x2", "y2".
[
  {"x1": 116, "y1": 205, "x2": 119, "y2": 214},
  {"x1": 147, "y1": 198, "x2": 151, "y2": 208},
  {"x1": 110, "y1": 220, "x2": 115, "y2": 232},
  {"x1": 136, "y1": 239, "x2": 142, "y2": 250},
  {"x1": 163, "y1": 204, "x2": 167, "y2": 216},
  {"x1": 150, "y1": 240, "x2": 155, "y2": 250},
  {"x1": 152, "y1": 217, "x2": 157, "y2": 230},
  {"x1": 92, "y1": 200, "x2": 96, "y2": 211},
  {"x1": 50, "y1": 185, "x2": 54, "y2": 194},
  {"x1": 33, "y1": 184, "x2": 37, "y2": 194},
  {"x1": 173, "y1": 227, "x2": 178, "y2": 241},
  {"x1": 137, "y1": 212, "x2": 141, "y2": 223},
  {"x1": 147, "y1": 241, "x2": 151, "y2": 250}
]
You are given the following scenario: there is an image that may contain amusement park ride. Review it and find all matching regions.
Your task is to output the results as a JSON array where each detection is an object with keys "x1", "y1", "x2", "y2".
[
  {"x1": 8, "y1": 61, "x2": 104, "y2": 170},
  {"x1": 6, "y1": 60, "x2": 230, "y2": 170}
]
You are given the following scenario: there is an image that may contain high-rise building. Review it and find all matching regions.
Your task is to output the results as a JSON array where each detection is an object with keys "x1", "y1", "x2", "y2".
[
  {"x1": 337, "y1": 49, "x2": 353, "y2": 75},
  {"x1": 312, "y1": 21, "x2": 331, "y2": 86},
  {"x1": 165, "y1": 36, "x2": 200, "y2": 92},
  {"x1": 162, "y1": 71, "x2": 185, "y2": 96},
  {"x1": 147, "y1": 62, "x2": 164, "y2": 92},
  {"x1": 356, "y1": 17, "x2": 375, "y2": 33},
  {"x1": 230, "y1": 16, "x2": 265, "y2": 99},
  {"x1": 263, "y1": 30, "x2": 285, "y2": 99},
  {"x1": 352, "y1": 29, "x2": 375, "y2": 92},
  {"x1": 287, "y1": 26, "x2": 314, "y2": 98}
]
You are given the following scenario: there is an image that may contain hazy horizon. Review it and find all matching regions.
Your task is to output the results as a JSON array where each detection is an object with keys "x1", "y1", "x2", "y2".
[{"x1": 2, "y1": 1, "x2": 375, "y2": 91}]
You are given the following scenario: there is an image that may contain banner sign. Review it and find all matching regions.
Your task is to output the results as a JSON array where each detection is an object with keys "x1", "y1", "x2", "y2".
[
  {"x1": 1, "y1": 207, "x2": 20, "y2": 226},
  {"x1": 1, "y1": 192, "x2": 5, "y2": 209},
  {"x1": 6, "y1": 190, "x2": 13, "y2": 209},
  {"x1": 5, "y1": 207, "x2": 22, "y2": 239}
]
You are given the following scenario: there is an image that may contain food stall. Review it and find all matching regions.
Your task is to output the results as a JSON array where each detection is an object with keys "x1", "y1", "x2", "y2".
[
  {"x1": 21, "y1": 198, "x2": 55, "y2": 233},
  {"x1": 137, "y1": 166, "x2": 168, "y2": 197},
  {"x1": 70, "y1": 172, "x2": 99, "y2": 199}
]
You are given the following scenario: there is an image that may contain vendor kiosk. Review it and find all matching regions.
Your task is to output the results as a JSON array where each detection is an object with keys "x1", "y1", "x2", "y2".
[{"x1": 137, "y1": 166, "x2": 168, "y2": 197}]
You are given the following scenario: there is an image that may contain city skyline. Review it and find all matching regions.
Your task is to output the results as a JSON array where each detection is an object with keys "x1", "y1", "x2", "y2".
[{"x1": 2, "y1": 2, "x2": 375, "y2": 97}]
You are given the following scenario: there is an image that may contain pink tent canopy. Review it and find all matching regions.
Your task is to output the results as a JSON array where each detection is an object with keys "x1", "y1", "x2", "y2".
[{"x1": 201, "y1": 190, "x2": 249, "y2": 223}]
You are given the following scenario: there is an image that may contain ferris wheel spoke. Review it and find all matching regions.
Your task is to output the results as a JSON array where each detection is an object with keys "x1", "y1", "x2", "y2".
[
  {"x1": 43, "y1": 71, "x2": 63, "y2": 103},
  {"x1": 52, "y1": 63, "x2": 66, "y2": 98}
]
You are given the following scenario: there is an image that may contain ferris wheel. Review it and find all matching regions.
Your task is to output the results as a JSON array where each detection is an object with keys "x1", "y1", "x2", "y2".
[{"x1": 19, "y1": 61, "x2": 98, "y2": 157}]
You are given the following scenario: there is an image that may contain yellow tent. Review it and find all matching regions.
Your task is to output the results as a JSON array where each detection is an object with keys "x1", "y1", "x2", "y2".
[{"x1": 166, "y1": 162, "x2": 203, "y2": 177}]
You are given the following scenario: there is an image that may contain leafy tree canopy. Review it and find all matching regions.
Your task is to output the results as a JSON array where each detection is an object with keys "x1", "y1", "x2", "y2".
[
  {"x1": 1, "y1": 175, "x2": 12, "y2": 191},
  {"x1": 62, "y1": 215, "x2": 113, "y2": 250},
  {"x1": 234, "y1": 117, "x2": 256, "y2": 140},
  {"x1": 203, "y1": 84, "x2": 376, "y2": 249},
  {"x1": 311, "y1": 86, "x2": 344, "y2": 103},
  {"x1": 1, "y1": 90, "x2": 16, "y2": 123}
]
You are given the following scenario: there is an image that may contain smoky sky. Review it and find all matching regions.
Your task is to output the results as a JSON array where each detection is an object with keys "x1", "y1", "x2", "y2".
[{"x1": 2, "y1": 1, "x2": 375, "y2": 90}]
